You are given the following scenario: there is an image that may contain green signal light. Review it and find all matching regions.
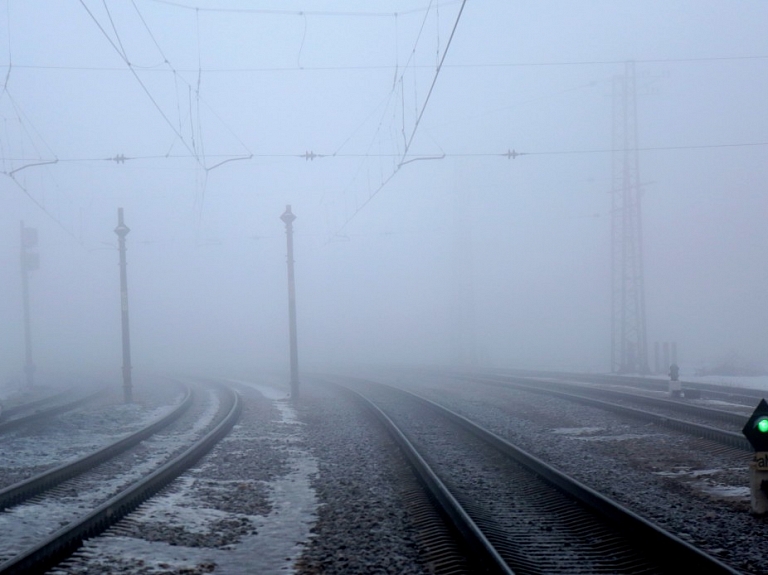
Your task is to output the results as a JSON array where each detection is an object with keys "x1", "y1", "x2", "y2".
[{"x1": 757, "y1": 418, "x2": 768, "y2": 433}]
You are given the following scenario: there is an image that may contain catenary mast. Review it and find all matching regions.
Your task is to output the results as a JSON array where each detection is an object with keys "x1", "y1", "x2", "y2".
[{"x1": 611, "y1": 61, "x2": 650, "y2": 374}]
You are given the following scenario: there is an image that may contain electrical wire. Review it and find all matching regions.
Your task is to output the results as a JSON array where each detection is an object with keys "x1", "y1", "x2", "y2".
[
  {"x1": 333, "y1": 0, "x2": 467, "y2": 236},
  {"x1": 3, "y1": 139, "x2": 767, "y2": 166},
  {"x1": 321, "y1": 0, "x2": 438, "y2": 231},
  {"x1": 8, "y1": 54, "x2": 767, "y2": 74},
  {"x1": 79, "y1": 0, "x2": 205, "y2": 168},
  {"x1": 130, "y1": 0, "x2": 251, "y2": 167},
  {"x1": 1, "y1": 0, "x2": 11, "y2": 95},
  {"x1": 402, "y1": 0, "x2": 465, "y2": 161},
  {"x1": 102, "y1": 0, "x2": 129, "y2": 61},
  {"x1": 2, "y1": 174, "x2": 82, "y2": 243},
  {"x1": 146, "y1": 0, "x2": 461, "y2": 17}
]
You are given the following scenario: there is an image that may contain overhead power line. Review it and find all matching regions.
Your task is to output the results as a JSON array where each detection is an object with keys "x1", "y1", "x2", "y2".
[
  {"x1": 78, "y1": 0, "x2": 204, "y2": 167},
  {"x1": 334, "y1": 0, "x2": 468, "y2": 235},
  {"x1": 6, "y1": 54, "x2": 767, "y2": 73},
  {"x1": 3, "y1": 140, "x2": 767, "y2": 166},
  {"x1": 146, "y1": 0, "x2": 462, "y2": 17}
]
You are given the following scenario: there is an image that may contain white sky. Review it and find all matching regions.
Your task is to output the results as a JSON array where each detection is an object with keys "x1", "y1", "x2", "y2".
[{"x1": 1, "y1": 1, "x2": 767, "y2": 383}]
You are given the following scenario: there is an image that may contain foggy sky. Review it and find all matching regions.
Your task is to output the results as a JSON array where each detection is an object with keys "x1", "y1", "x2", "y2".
[{"x1": 1, "y1": 1, "x2": 767, "y2": 386}]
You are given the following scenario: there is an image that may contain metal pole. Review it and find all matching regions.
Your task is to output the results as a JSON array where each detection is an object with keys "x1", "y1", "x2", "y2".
[
  {"x1": 114, "y1": 208, "x2": 132, "y2": 403},
  {"x1": 20, "y1": 221, "x2": 35, "y2": 387},
  {"x1": 280, "y1": 205, "x2": 299, "y2": 400}
]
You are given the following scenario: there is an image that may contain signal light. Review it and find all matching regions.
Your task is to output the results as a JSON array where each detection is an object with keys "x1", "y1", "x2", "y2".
[{"x1": 743, "y1": 400, "x2": 768, "y2": 452}]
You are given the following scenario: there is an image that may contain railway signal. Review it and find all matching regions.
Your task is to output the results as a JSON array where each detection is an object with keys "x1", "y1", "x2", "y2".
[
  {"x1": 743, "y1": 399, "x2": 768, "y2": 452},
  {"x1": 743, "y1": 399, "x2": 768, "y2": 514}
]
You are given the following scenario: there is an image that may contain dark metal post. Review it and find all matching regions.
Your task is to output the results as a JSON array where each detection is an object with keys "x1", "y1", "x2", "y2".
[
  {"x1": 20, "y1": 221, "x2": 37, "y2": 387},
  {"x1": 280, "y1": 205, "x2": 299, "y2": 400},
  {"x1": 114, "y1": 208, "x2": 133, "y2": 403}
]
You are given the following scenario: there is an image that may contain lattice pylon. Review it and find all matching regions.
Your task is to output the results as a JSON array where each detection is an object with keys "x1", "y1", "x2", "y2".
[{"x1": 611, "y1": 61, "x2": 650, "y2": 374}]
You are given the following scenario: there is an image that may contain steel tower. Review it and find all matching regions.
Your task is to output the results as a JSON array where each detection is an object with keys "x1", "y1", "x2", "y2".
[{"x1": 611, "y1": 62, "x2": 650, "y2": 374}]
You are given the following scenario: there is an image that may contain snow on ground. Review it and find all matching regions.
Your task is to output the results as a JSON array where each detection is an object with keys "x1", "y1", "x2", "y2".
[
  {"x1": 67, "y1": 378, "x2": 319, "y2": 575},
  {"x1": 0, "y1": 383, "x2": 185, "y2": 472},
  {"x1": 0, "y1": 386, "x2": 219, "y2": 560}
]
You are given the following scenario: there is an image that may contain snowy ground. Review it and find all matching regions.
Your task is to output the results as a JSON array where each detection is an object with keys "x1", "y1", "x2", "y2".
[{"x1": 52, "y1": 376, "x2": 320, "y2": 575}]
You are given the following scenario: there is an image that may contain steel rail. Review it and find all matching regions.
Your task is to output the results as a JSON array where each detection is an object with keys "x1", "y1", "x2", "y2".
[
  {"x1": 0, "y1": 384, "x2": 194, "y2": 511},
  {"x1": 473, "y1": 373, "x2": 748, "y2": 425},
  {"x1": 356, "y1": 378, "x2": 740, "y2": 574},
  {"x1": 0, "y1": 384, "x2": 241, "y2": 575},
  {"x1": 0, "y1": 390, "x2": 71, "y2": 421},
  {"x1": 466, "y1": 374, "x2": 751, "y2": 451},
  {"x1": 0, "y1": 390, "x2": 106, "y2": 434},
  {"x1": 324, "y1": 378, "x2": 513, "y2": 575},
  {"x1": 487, "y1": 368, "x2": 766, "y2": 405}
]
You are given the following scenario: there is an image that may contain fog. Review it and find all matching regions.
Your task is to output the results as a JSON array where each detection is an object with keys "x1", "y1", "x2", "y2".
[{"x1": 1, "y1": 1, "x2": 767, "y2": 386}]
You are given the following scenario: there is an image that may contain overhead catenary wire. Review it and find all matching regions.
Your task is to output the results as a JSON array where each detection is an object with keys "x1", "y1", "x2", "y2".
[
  {"x1": 146, "y1": 0, "x2": 462, "y2": 18},
  {"x1": 1, "y1": 0, "x2": 11, "y2": 94},
  {"x1": 7, "y1": 54, "x2": 767, "y2": 74},
  {"x1": 129, "y1": 0, "x2": 251, "y2": 162},
  {"x1": 78, "y1": 0, "x2": 205, "y2": 168},
  {"x1": 333, "y1": 0, "x2": 467, "y2": 236},
  {"x1": 3, "y1": 1, "x2": 766, "y2": 250},
  {"x1": 102, "y1": 0, "x2": 129, "y2": 61},
  {"x1": 319, "y1": 0, "x2": 443, "y2": 231},
  {"x1": 3, "y1": 172, "x2": 83, "y2": 243},
  {"x1": 1, "y1": 0, "x2": 253, "y2": 246},
  {"x1": 0, "y1": 76, "x2": 77, "y2": 243},
  {"x1": 78, "y1": 0, "x2": 249, "y2": 174},
  {"x1": 3, "y1": 139, "x2": 768, "y2": 167},
  {"x1": 0, "y1": 50, "x2": 81, "y2": 241},
  {"x1": 79, "y1": 0, "x2": 254, "y2": 241}
]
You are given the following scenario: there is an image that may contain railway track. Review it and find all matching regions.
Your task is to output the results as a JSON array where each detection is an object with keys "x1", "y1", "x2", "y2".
[
  {"x1": 484, "y1": 369, "x2": 766, "y2": 406},
  {"x1": 322, "y1": 375, "x2": 738, "y2": 574},
  {"x1": 0, "y1": 383, "x2": 193, "y2": 511},
  {"x1": 0, "y1": 381, "x2": 241, "y2": 575},
  {"x1": 0, "y1": 390, "x2": 105, "y2": 434},
  {"x1": 458, "y1": 373, "x2": 752, "y2": 451},
  {"x1": 0, "y1": 390, "x2": 71, "y2": 420}
]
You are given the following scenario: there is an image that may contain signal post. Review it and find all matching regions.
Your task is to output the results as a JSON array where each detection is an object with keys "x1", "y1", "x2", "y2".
[{"x1": 742, "y1": 399, "x2": 768, "y2": 514}]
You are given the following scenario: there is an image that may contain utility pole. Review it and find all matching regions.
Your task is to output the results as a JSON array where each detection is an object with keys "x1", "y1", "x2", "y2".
[
  {"x1": 280, "y1": 205, "x2": 300, "y2": 400},
  {"x1": 611, "y1": 61, "x2": 650, "y2": 374},
  {"x1": 19, "y1": 222, "x2": 38, "y2": 387},
  {"x1": 114, "y1": 208, "x2": 133, "y2": 403}
]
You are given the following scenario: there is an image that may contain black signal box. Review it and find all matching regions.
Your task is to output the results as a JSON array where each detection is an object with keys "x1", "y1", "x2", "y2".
[{"x1": 742, "y1": 399, "x2": 768, "y2": 452}]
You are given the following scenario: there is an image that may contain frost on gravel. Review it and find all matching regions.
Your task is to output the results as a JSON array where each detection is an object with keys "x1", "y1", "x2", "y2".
[{"x1": 55, "y1": 383, "x2": 319, "y2": 575}]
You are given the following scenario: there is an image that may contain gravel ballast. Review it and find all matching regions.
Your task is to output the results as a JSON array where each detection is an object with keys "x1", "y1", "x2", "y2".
[
  {"x1": 25, "y1": 369, "x2": 768, "y2": 574},
  {"x1": 52, "y1": 377, "x2": 432, "y2": 574}
]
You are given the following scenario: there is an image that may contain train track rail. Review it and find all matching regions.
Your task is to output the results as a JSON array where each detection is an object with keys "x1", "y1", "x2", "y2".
[
  {"x1": 0, "y1": 390, "x2": 71, "y2": 420},
  {"x1": 0, "y1": 384, "x2": 193, "y2": 512},
  {"x1": 0, "y1": 390, "x2": 105, "y2": 434},
  {"x1": 451, "y1": 373, "x2": 752, "y2": 451},
  {"x1": 323, "y1": 376, "x2": 738, "y2": 575},
  {"x1": 474, "y1": 373, "x2": 749, "y2": 419},
  {"x1": 0, "y1": 382, "x2": 241, "y2": 575},
  {"x1": 483, "y1": 368, "x2": 766, "y2": 406}
]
